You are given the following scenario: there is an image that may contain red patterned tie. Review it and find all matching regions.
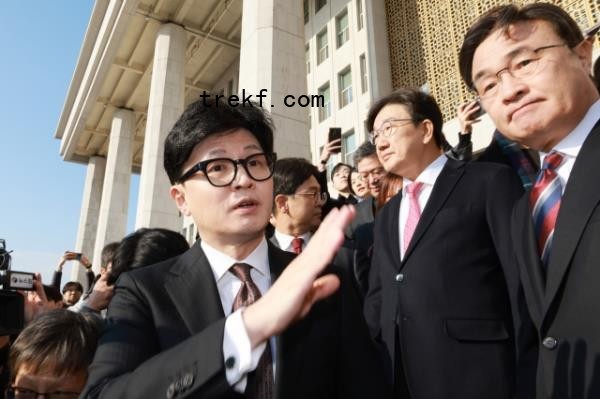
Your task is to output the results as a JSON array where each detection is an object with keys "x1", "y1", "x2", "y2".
[
  {"x1": 529, "y1": 151, "x2": 563, "y2": 270},
  {"x1": 291, "y1": 237, "x2": 304, "y2": 254},
  {"x1": 403, "y1": 182, "x2": 424, "y2": 254},
  {"x1": 229, "y1": 263, "x2": 273, "y2": 399}
]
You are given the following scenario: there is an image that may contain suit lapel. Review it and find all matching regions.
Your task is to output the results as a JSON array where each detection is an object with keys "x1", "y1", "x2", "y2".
[
  {"x1": 401, "y1": 158, "x2": 464, "y2": 266},
  {"x1": 164, "y1": 242, "x2": 224, "y2": 335},
  {"x1": 543, "y1": 122, "x2": 600, "y2": 319},
  {"x1": 384, "y1": 193, "x2": 402, "y2": 270},
  {"x1": 513, "y1": 193, "x2": 546, "y2": 327}
]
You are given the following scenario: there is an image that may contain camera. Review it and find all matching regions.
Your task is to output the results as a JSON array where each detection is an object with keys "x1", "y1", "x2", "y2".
[{"x1": 0, "y1": 239, "x2": 33, "y2": 335}]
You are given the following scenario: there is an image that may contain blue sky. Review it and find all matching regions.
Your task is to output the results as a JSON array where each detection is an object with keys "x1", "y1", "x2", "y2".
[{"x1": 0, "y1": 1, "x2": 139, "y2": 284}]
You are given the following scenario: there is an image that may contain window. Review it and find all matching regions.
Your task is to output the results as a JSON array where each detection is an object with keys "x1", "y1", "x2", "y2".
[
  {"x1": 336, "y1": 9, "x2": 349, "y2": 48},
  {"x1": 356, "y1": 0, "x2": 364, "y2": 30},
  {"x1": 342, "y1": 130, "x2": 357, "y2": 165},
  {"x1": 360, "y1": 53, "x2": 368, "y2": 93},
  {"x1": 305, "y1": 44, "x2": 311, "y2": 74},
  {"x1": 315, "y1": 0, "x2": 327, "y2": 13},
  {"x1": 304, "y1": 0, "x2": 309, "y2": 24},
  {"x1": 318, "y1": 82, "x2": 331, "y2": 122},
  {"x1": 317, "y1": 28, "x2": 328, "y2": 64},
  {"x1": 338, "y1": 67, "x2": 352, "y2": 108}
]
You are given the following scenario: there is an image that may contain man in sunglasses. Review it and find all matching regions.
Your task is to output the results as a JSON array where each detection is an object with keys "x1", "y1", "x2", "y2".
[
  {"x1": 270, "y1": 158, "x2": 326, "y2": 254},
  {"x1": 82, "y1": 98, "x2": 388, "y2": 399},
  {"x1": 460, "y1": 3, "x2": 600, "y2": 398}
]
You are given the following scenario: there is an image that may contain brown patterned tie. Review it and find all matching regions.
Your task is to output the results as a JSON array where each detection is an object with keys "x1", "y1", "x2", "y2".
[{"x1": 229, "y1": 263, "x2": 273, "y2": 399}]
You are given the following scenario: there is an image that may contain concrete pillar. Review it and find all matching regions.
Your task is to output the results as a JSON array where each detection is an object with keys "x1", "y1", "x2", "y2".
[
  {"x1": 92, "y1": 108, "x2": 134, "y2": 272},
  {"x1": 71, "y1": 156, "x2": 106, "y2": 286},
  {"x1": 365, "y1": 0, "x2": 392, "y2": 101},
  {"x1": 239, "y1": 0, "x2": 310, "y2": 159},
  {"x1": 135, "y1": 23, "x2": 185, "y2": 230}
]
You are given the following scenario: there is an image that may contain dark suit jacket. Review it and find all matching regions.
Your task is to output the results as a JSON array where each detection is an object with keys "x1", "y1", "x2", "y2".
[
  {"x1": 345, "y1": 197, "x2": 376, "y2": 240},
  {"x1": 82, "y1": 241, "x2": 389, "y2": 399},
  {"x1": 512, "y1": 120, "x2": 600, "y2": 398},
  {"x1": 364, "y1": 158, "x2": 535, "y2": 399}
]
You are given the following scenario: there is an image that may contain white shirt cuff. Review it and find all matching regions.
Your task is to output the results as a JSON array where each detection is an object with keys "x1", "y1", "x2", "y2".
[{"x1": 223, "y1": 308, "x2": 267, "y2": 392}]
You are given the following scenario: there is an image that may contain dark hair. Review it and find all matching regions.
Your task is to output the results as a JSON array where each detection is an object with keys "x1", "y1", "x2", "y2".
[
  {"x1": 353, "y1": 141, "x2": 377, "y2": 165},
  {"x1": 366, "y1": 88, "x2": 444, "y2": 149},
  {"x1": 347, "y1": 168, "x2": 358, "y2": 195},
  {"x1": 273, "y1": 158, "x2": 320, "y2": 199},
  {"x1": 10, "y1": 309, "x2": 102, "y2": 378},
  {"x1": 331, "y1": 163, "x2": 352, "y2": 182},
  {"x1": 62, "y1": 281, "x2": 83, "y2": 294},
  {"x1": 593, "y1": 56, "x2": 600, "y2": 92},
  {"x1": 100, "y1": 242, "x2": 119, "y2": 269},
  {"x1": 459, "y1": 3, "x2": 584, "y2": 90},
  {"x1": 43, "y1": 285, "x2": 62, "y2": 303},
  {"x1": 164, "y1": 97, "x2": 274, "y2": 184},
  {"x1": 107, "y1": 228, "x2": 190, "y2": 285}
]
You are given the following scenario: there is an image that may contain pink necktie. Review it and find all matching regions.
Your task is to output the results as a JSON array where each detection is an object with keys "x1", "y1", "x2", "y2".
[{"x1": 403, "y1": 182, "x2": 424, "y2": 253}]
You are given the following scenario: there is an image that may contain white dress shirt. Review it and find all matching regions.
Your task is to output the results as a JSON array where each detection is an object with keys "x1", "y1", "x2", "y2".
[
  {"x1": 273, "y1": 230, "x2": 312, "y2": 253},
  {"x1": 201, "y1": 238, "x2": 274, "y2": 393},
  {"x1": 399, "y1": 154, "x2": 448, "y2": 260},
  {"x1": 539, "y1": 99, "x2": 600, "y2": 193}
]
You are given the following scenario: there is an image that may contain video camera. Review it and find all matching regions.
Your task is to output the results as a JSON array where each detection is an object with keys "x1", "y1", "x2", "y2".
[{"x1": 0, "y1": 239, "x2": 35, "y2": 335}]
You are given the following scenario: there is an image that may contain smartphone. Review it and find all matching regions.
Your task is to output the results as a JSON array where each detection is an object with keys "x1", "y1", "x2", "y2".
[
  {"x1": 73, "y1": 252, "x2": 83, "y2": 261},
  {"x1": 470, "y1": 100, "x2": 486, "y2": 120},
  {"x1": 328, "y1": 127, "x2": 342, "y2": 153}
]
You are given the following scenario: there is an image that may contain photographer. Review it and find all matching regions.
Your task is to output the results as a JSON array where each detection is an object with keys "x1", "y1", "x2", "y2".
[{"x1": 52, "y1": 251, "x2": 95, "y2": 293}]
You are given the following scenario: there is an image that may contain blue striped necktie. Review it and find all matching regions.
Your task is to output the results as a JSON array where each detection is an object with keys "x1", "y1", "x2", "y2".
[{"x1": 529, "y1": 151, "x2": 564, "y2": 270}]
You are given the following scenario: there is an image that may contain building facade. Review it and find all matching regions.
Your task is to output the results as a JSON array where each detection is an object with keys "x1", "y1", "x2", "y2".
[{"x1": 56, "y1": 0, "x2": 599, "y2": 281}]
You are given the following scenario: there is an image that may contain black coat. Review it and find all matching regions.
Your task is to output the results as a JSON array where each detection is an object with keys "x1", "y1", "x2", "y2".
[
  {"x1": 82, "y1": 241, "x2": 390, "y2": 399},
  {"x1": 364, "y1": 158, "x2": 535, "y2": 399},
  {"x1": 511, "y1": 120, "x2": 600, "y2": 398}
]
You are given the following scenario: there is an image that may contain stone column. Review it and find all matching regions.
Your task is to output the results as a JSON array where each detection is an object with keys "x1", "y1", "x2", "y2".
[
  {"x1": 92, "y1": 108, "x2": 134, "y2": 272},
  {"x1": 238, "y1": 0, "x2": 310, "y2": 159},
  {"x1": 135, "y1": 23, "x2": 185, "y2": 230},
  {"x1": 71, "y1": 156, "x2": 106, "y2": 286}
]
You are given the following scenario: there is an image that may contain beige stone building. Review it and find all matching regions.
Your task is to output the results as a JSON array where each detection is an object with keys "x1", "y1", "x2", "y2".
[{"x1": 55, "y1": 0, "x2": 599, "y2": 281}]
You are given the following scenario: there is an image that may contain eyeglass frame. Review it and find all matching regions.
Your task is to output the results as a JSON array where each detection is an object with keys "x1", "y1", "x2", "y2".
[
  {"x1": 291, "y1": 191, "x2": 328, "y2": 205},
  {"x1": 369, "y1": 118, "x2": 420, "y2": 145},
  {"x1": 6, "y1": 386, "x2": 80, "y2": 399},
  {"x1": 177, "y1": 152, "x2": 277, "y2": 187},
  {"x1": 357, "y1": 167, "x2": 385, "y2": 182},
  {"x1": 472, "y1": 43, "x2": 572, "y2": 100}
]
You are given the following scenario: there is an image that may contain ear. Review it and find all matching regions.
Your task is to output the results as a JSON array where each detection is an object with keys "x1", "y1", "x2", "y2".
[
  {"x1": 575, "y1": 36, "x2": 594, "y2": 71},
  {"x1": 420, "y1": 119, "x2": 435, "y2": 145},
  {"x1": 170, "y1": 184, "x2": 192, "y2": 217},
  {"x1": 274, "y1": 194, "x2": 289, "y2": 214}
]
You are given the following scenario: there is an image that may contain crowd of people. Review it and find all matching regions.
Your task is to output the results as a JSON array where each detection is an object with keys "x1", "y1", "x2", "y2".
[{"x1": 1, "y1": 3, "x2": 600, "y2": 398}]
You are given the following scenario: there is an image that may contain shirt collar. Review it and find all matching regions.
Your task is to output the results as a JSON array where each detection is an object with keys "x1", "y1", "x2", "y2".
[
  {"x1": 273, "y1": 229, "x2": 312, "y2": 250},
  {"x1": 541, "y1": 99, "x2": 600, "y2": 160},
  {"x1": 201, "y1": 238, "x2": 270, "y2": 282},
  {"x1": 402, "y1": 154, "x2": 448, "y2": 190}
]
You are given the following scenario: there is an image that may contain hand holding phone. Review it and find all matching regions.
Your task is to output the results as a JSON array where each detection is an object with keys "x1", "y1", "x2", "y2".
[{"x1": 328, "y1": 128, "x2": 342, "y2": 154}]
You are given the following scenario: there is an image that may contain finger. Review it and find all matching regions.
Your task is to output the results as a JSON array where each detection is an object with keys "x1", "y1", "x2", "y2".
[{"x1": 311, "y1": 275, "x2": 340, "y2": 302}]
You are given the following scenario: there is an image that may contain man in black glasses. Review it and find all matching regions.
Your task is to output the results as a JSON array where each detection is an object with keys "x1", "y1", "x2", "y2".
[
  {"x1": 82, "y1": 98, "x2": 388, "y2": 399},
  {"x1": 460, "y1": 3, "x2": 600, "y2": 398},
  {"x1": 270, "y1": 158, "x2": 326, "y2": 254}
]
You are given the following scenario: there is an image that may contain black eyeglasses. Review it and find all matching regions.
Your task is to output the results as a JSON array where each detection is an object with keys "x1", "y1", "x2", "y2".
[
  {"x1": 177, "y1": 152, "x2": 277, "y2": 187},
  {"x1": 6, "y1": 387, "x2": 80, "y2": 399}
]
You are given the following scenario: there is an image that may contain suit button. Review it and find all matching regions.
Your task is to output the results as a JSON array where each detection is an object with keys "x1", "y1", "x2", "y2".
[
  {"x1": 395, "y1": 273, "x2": 404, "y2": 282},
  {"x1": 542, "y1": 336, "x2": 558, "y2": 350},
  {"x1": 225, "y1": 356, "x2": 236, "y2": 369}
]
